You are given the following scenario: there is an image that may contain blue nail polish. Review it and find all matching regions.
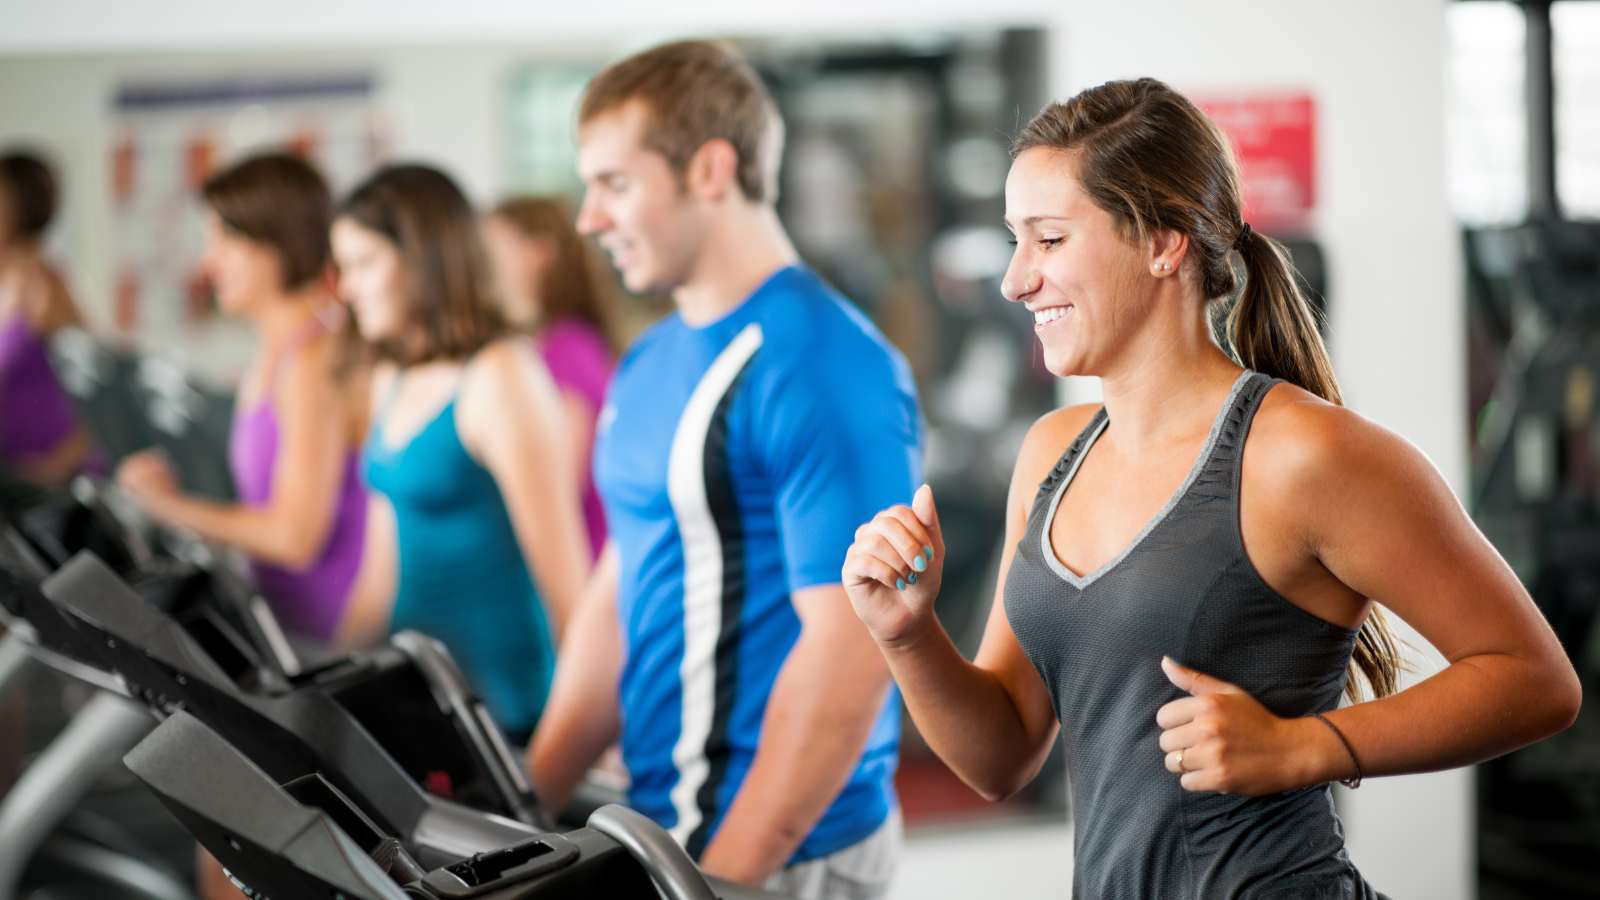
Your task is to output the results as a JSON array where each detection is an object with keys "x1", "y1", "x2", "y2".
[
  {"x1": 895, "y1": 577, "x2": 906, "y2": 592},
  {"x1": 923, "y1": 546, "x2": 934, "y2": 563},
  {"x1": 911, "y1": 554, "x2": 927, "y2": 573},
  {"x1": 908, "y1": 572, "x2": 918, "y2": 586}
]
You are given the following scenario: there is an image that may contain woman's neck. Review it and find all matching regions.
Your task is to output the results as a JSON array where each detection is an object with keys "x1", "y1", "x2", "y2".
[
  {"x1": 0, "y1": 239, "x2": 39, "y2": 272},
  {"x1": 513, "y1": 303, "x2": 546, "y2": 336},
  {"x1": 250, "y1": 288, "x2": 328, "y2": 348},
  {"x1": 509, "y1": 290, "x2": 545, "y2": 334},
  {"x1": 1096, "y1": 303, "x2": 1242, "y2": 453}
]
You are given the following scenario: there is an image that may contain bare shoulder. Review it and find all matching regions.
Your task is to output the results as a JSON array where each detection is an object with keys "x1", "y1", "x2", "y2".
[
  {"x1": 461, "y1": 337, "x2": 560, "y2": 431},
  {"x1": 41, "y1": 262, "x2": 73, "y2": 302},
  {"x1": 1247, "y1": 382, "x2": 1450, "y2": 509},
  {"x1": 1009, "y1": 403, "x2": 1102, "y2": 507},
  {"x1": 1023, "y1": 402, "x2": 1101, "y2": 451},
  {"x1": 282, "y1": 332, "x2": 339, "y2": 385},
  {"x1": 38, "y1": 262, "x2": 71, "y2": 306},
  {"x1": 468, "y1": 336, "x2": 554, "y2": 388},
  {"x1": 284, "y1": 336, "x2": 362, "y2": 426},
  {"x1": 17, "y1": 259, "x2": 80, "y2": 330}
]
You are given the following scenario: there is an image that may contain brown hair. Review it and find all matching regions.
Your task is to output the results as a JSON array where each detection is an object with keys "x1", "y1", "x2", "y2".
[
  {"x1": 578, "y1": 39, "x2": 783, "y2": 204},
  {"x1": 202, "y1": 151, "x2": 331, "y2": 292},
  {"x1": 489, "y1": 195, "x2": 622, "y2": 353},
  {"x1": 0, "y1": 150, "x2": 58, "y2": 241},
  {"x1": 338, "y1": 164, "x2": 507, "y2": 366},
  {"x1": 1014, "y1": 78, "x2": 1402, "y2": 701}
]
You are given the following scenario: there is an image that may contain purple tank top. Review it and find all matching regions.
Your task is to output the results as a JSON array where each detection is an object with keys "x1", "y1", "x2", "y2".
[
  {"x1": 0, "y1": 312, "x2": 79, "y2": 463},
  {"x1": 228, "y1": 362, "x2": 367, "y2": 641},
  {"x1": 535, "y1": 318, "x2": 614, "y2": 560}
]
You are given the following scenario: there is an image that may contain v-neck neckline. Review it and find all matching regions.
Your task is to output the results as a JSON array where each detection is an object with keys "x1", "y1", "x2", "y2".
[
  {"x1": 1040, "y1": 370, "x2": 1253, "y2": 589},
  {"x1": 375, "y1": 368, "x2": 466, "y2": 455}
]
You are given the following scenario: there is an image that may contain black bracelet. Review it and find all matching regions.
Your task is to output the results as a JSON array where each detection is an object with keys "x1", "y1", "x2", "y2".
[{"x1": 1311, "y1": 712, "x2": 1363, "y2": 789}]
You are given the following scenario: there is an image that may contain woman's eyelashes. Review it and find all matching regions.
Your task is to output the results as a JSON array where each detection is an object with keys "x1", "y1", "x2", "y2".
[{"x1": 1004, "y1": 236, "x2": 1063, "y2": 249}]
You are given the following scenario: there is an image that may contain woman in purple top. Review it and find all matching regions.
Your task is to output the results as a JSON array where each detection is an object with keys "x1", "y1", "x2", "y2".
[
  {"x1": 0, "y1": 150, "x2": 91, "y2": 485},
  {"x1": 117, "y1": 152, "x2": 368, "y2": 643},
  {"x1": 483, "y1": 196, "x2": 620, "y2": 560}
]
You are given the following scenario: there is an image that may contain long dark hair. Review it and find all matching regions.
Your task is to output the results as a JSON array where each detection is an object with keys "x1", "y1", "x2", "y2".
[
  {"x1": 488, "y1": 195, "x2": 622, "y2": 353},
  {"x1": 338, "y1": 164, "x2": 507, "y2": 366},
  {"x1": 1014, "y1": 78, "x2": 1402, "y2": 701}
]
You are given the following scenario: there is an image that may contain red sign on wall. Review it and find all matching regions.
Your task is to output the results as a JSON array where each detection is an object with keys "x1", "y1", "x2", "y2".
[{"x1": 1193, "y1": 93, "x2": 1316, "y2": 234}]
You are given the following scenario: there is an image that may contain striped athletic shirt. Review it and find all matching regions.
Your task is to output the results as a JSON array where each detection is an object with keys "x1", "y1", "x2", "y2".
[{"x1": 594, "y1": 265, "x2": 922, "y2": 863}]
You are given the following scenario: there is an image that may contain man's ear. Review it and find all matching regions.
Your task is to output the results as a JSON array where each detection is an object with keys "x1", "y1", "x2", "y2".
[{"x1": 684, "y1": 138, "x2": 742, "y2": 203}]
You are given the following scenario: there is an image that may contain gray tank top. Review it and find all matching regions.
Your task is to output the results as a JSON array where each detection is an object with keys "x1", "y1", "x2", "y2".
[{"x1": 1003, "y1": 371, "x2": 1385, "y2": 900}]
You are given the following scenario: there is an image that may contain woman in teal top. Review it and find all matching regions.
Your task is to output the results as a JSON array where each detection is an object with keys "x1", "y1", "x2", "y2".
[{"x1": 330, "y1": 164, "x2": 592, "y2": 741}]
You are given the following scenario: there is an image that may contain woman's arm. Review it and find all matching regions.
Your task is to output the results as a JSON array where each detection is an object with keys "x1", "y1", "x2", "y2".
[
  {"x1": 333, "y1": 492, "x2": 397, "y2": 651},
  {"x1": 1155, "y1": 399, "x2": 1581, "y2": 795},
  {"x1": 1290, "y1": 404, "x2": 1579, "y2": 777},
  {"x1": 330, "y1": 365, "x2": 395, "y2": 651},
  {"x1": 557, "y1": 388, "x2": 597, "y2": 518},
  {"x1": 118, "y1": 340, "x2": 353, "y2": 570},
  {"x1": 458, "y1": 339, "x2": 592, "y2": 642},
  {"x1": 528, "y1": 543, "x2": 623, "y2": 813},
  {"x1": 844, "y1": 407, "x2": 1096, "y2": 800}
]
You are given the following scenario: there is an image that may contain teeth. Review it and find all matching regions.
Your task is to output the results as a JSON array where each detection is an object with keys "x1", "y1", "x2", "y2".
[{"x1": 1034, "y1": 306, "x2": 1071, "y2": 325}]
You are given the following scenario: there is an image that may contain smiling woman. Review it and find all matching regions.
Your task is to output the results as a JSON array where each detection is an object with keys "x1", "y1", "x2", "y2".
[
  {"x1": 843, "y1": 76, "x2": 1580, "y2": 900},
  {"x1": 328, "y1": 164, "x2": 593, "y2": 744}
]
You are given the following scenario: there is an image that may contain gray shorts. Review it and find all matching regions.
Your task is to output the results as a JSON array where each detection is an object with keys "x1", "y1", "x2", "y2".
[{"x1": 763, "y1": 809, "x2": 903, "y2": 900}]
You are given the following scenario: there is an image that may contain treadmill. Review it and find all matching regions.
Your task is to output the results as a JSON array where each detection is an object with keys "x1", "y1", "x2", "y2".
[{"x1": 42, "y1": 553, "x2": 790, "y2": 899}]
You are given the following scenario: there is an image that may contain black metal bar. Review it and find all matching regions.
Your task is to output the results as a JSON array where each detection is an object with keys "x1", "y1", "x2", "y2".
[{"x1": 1526, "y1": 0, "x2": 1559, "y2": 220}]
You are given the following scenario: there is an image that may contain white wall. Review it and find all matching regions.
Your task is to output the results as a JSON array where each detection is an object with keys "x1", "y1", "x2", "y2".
[
  {"x1": 0, "y1": 44, "x2": 554, "y2": 375},
  {"x1": 0, "y1": 2, "x2": 1467, "y2": 897}
]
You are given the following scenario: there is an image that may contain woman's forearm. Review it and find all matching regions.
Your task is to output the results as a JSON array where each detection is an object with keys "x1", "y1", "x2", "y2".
[
  {"x1": 138, "y1": 492, "x2": 323, "y2": 570},
  {"x1": 880, "y1": 619, "x2": 1056, "y2": 801},
  {"x1": 1306, "y1": 651, "x2": 1581, "y2": 786}
]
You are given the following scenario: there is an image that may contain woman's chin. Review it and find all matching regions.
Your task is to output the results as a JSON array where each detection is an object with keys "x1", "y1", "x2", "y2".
[{"x1": 1041, "y1": 347, "x2": 1090, "y2": 380}]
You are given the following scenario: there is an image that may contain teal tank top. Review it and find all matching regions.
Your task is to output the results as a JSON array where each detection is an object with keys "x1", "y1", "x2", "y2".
[{"x1": 361, "y1": 377, "x2": 555, "y2": 740}]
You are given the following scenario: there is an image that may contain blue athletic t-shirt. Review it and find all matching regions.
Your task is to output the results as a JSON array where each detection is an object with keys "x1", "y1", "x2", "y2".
[{"x1": 595, "y1": 265, "x2": 922, "y2": 864}]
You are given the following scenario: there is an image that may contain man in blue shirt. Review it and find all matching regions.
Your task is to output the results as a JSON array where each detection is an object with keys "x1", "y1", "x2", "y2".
[{"x1": 526, "y1": 40, "x2": 922, "y2": 899}]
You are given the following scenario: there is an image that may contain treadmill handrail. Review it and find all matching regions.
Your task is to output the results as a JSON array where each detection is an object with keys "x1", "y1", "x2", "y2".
[
  {"x1": 123, "y1": 711, "x2": 411, "y2": 900},
  {"x1": 43, "y1": 552, "x2": 237, "y2": 692},
  {"x1": 585, "y1": 805, "x2": 717, "y2": 900},
  {"x1": 0, "y1": 562, "x2": 128, "y2": 694},
  {"x1": 390, "y1": 630, "x2": 544, "y2": 827}
]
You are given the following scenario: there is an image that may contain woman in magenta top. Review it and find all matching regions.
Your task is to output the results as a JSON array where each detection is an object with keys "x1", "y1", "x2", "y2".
[
  {"x1": 0, "y1": 150, "x2": 91, "y2": 485},
  {"x1": 117, "y1": 152, "x2": 368, "y2": 642},
  {"x1": 483, "y1": 196, "x2": 619, "y2": 560}
]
